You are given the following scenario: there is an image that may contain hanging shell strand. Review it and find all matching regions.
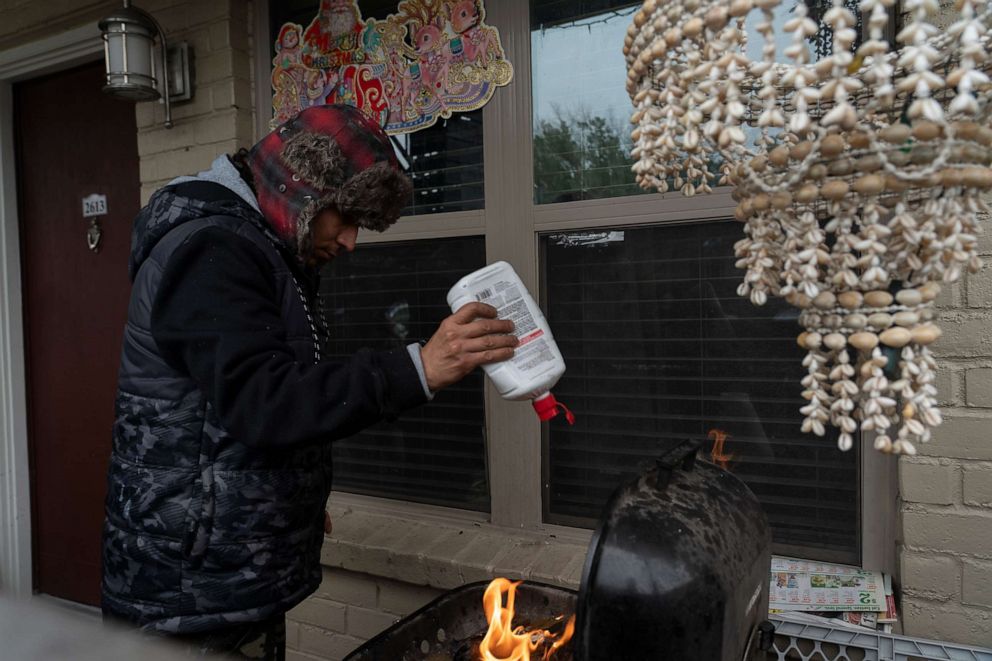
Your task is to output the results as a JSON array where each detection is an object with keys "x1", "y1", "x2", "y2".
[{"x1": 626, "y1": 0, "x2": 992, "y2": 455}]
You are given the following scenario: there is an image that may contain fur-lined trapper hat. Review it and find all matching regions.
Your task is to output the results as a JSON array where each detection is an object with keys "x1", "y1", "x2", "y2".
[{"x1": 247, "y1": 104, "x2": 412, "y2": 256}]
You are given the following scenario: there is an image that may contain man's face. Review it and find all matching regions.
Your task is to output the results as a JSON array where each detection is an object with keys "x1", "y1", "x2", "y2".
[{"x1": 308, "y1": 207, "x2": 358, "y2": 268}]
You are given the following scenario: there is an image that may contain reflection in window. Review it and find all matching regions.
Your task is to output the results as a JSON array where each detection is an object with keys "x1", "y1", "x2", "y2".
[
  {"x1": 541, "y1": 223, "x2": 860, "y2": 563},
  {"x1": 740, "y1": 0, "x2": 866, "y2": 63},
  {"x1": 530, "y1": 0, "x2": 874, "y2": 204},
  {"x1": 321, "y1": 237, "x2": 489, "y2": 510},
  {"x1": 804, "y1": 0, "x2": 864, "y2": 60},
  {"x1": 531, "y1": 2, "x2": 644, "y2": 204},
  {"x1": 393, "y1": 110, "x2": 485, "y2": 215}
]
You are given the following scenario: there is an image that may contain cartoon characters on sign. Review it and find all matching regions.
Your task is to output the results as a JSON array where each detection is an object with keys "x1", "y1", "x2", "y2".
[
  {"x1": 302, "y1": 0, "x2": 365, "y2": 68},
  {"x1": 337, "y1": 63, "x2": 390, "y2": 126},
  {"x1": 398, "y1": 0, "x2": 451, "y2": 115},
  {"x1": 446, "y1": 0, "x2": 499, "y2": 69},
  {"x1": 271, "y1": 23, "x2": 338, "y2": 126},
  {"x1": 271, "y1": 24, "x2": 306, "y2": 125},
  {"x1": 270, "y1": 0, "x2": 512, "y2": 134}
]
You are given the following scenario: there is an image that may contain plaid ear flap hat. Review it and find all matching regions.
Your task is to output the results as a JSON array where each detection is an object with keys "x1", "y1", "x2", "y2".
[{"x1": 247, "y1": 104, "x2": 412, "y2": 257}]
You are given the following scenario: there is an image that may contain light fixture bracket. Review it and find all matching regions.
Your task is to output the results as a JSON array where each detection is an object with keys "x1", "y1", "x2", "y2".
[
  {"x1": 99, "y1": 0, "x2": 193, "y2": 128},
  {"x1": 165, "y1": 41, "x2": 193, "y2": 103}
]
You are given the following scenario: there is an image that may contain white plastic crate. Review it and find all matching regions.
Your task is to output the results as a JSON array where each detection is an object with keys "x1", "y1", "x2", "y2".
[{"x1": 769, "y1": 613, "x2": 992, "y2": 661}]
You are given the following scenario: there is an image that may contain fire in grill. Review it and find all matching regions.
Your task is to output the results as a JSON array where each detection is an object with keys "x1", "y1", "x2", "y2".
[
  {"x1": 345, "y1": 441, "x2": 775, "y2": 661},
  {"x1": 345, "y1": 581, "x2": 577, "y2": 660},
  {"x1": 479, "y1": 579, "x2": 575, "y2": 659}
]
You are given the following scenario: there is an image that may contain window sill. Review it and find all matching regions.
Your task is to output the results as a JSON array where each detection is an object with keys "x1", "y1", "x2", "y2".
[{"x1": 322, "y1": 493, "x2": 592, "y2": 591}]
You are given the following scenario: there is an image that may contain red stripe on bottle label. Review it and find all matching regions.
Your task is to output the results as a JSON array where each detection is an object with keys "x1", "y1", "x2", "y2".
[{"x1": 518, "y1": 329, "x2": 544, "y2": 346}]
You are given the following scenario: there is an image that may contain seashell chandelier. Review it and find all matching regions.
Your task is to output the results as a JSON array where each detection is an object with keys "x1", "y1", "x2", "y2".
[{"x1": 625, "y1": 0, "x2": 991, "y2": 455}]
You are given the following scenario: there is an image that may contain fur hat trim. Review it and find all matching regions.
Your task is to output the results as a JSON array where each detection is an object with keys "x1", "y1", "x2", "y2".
[{"x1": 247, "y1": 105, "x2": 411, "y2": 258}]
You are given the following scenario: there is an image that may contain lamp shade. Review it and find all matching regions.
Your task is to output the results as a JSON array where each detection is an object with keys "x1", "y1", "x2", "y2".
[{"x1": 99, "y1": 7, "x2": 159, "y2": 101}]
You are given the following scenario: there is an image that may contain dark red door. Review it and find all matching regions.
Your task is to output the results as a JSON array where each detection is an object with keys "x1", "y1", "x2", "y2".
[{"x1": 15, "y1": 61, "x2": 139, "y2": 606}]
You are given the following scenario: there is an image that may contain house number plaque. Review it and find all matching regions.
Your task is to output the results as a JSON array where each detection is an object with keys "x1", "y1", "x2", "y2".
[{"x1": 81, "y1": 193, "x2": 107, "y2": 253}]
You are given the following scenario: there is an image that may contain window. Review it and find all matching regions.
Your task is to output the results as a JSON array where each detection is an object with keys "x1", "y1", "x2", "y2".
[
  {"x1": 529, "y1": 0, "x2": 865, "y2": 564},
  {"x1": 541, "y1": 224, "x2": 860, "y2": 563},
  {"x1": 392, "y1": 111, "x2": 484, "y2": 215},
  {"x1": 259, "y1": 0, "x2": 884, "y2": 564},
  {"x1": 322, "y1": 237, "x2": 489, "y2": 510},
  {"x1": 530, "y1": 2, "x2": 644, "y2": 203}
]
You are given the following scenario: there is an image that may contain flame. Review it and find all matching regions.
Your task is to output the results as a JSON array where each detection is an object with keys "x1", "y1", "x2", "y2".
[
  {"x1": 708, "y1": 428, "x2": 734, "y2": 470},
  {"x1": 479, "y1": 578, "x2": 576, "y2": 661}
]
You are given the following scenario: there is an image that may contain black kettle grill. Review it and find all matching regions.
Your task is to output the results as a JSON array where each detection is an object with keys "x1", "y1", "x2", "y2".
[{"x1": 345, "y1": 441, "x2": 774, "y2": 660}]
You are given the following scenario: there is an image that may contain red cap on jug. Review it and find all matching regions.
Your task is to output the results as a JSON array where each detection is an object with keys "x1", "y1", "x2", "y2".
[{"x1": 532, "y1": 393, "x2": 575, "y2": 425}]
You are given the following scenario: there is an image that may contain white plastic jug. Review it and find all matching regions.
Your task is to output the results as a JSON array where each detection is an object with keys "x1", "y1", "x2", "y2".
[{"x1": 447, "y1": 261, "x2": 574, "y2": 423}]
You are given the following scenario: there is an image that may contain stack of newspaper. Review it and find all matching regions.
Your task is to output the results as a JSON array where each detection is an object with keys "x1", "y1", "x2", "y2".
[{"x1": 768, "y1": 555, "x2": 898, "y2": 633}]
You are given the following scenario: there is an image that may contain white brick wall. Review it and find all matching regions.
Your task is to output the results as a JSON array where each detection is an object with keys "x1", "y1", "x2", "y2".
[
  {"x1": 962, "y1": 560, "x2": 992, "y2": 609},
  {"x1": 899, "y1": 552, "x2": 960, "y2": 602},
  {"x1": 966, "y1": 368, "x2": 992, "y2": 408},
  {"x1": 964, "y1": 466, "x2": 992, "y2": 506},
  {"x1": 286, "y1": 568, "x2": 443, "y2": 661},
  {"x1": 966, "y1": 263, "x2": 992, "y2": 308},
  {"x1": 899, "y1": 460, "x2": 958, "y2": 505},
  {"x1": 901, "y1": 598, "x2": 992, "y2": 645},
  {"x1": 902, "y1": 509, "x2": 992, "y2": 557},
  {"x1": 900, "y1": 198, "x2": 992, "y2": 645},
  {"x1": 920, "y1": 415, "x2": 992, "y2": 461},
  {"x1": 131, "y1": 0, "x2": 257, "y2": 200}
]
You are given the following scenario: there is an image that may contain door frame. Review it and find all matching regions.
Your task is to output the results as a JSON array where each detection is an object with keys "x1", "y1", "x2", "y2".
[{"x1": 0, "y1": 24, "x2": 103, "y2": 598}]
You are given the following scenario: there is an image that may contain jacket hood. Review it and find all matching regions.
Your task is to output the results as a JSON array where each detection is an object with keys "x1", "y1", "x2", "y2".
[
  {"x1": 129, "y1": 180, "x2": 268, "y2": 281},
  {"x1": 247, "y1": 105, "x2": 412, "y2": 256}
]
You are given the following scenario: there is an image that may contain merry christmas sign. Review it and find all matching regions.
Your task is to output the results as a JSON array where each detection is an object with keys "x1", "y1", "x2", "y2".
[{"x1": 271, "y1": 0, "x2": 513, "y2": 134}]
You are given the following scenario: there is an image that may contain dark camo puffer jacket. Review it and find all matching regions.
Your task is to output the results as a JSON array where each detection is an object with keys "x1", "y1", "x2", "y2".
[{"x1": 102, "y1": 181, "x2": 331, "y2": 633}]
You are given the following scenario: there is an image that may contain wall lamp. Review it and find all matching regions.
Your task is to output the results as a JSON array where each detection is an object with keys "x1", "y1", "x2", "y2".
[{"x1": 98, "y1": 0, "x2": 193, "y2": 128}]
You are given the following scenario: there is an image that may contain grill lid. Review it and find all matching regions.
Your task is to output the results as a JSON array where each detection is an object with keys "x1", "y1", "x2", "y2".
[{"x1": 573, "y1": 440, "x2": 772, "y2": 661}]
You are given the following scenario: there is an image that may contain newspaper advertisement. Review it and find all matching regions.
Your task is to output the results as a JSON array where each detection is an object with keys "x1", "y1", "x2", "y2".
[{"x1": 769, "y1": 556, "x2": 887, "y2": 612}]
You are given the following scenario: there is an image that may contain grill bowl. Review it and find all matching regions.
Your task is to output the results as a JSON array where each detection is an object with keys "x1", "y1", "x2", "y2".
[{"x1": 344, "y1": 580, "x2": 577, "y2": 661}]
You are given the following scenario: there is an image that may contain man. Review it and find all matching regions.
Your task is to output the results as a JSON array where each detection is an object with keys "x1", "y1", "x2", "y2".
[{"x1": 101, "y1": 104, "x2": 516, "y2": 658}]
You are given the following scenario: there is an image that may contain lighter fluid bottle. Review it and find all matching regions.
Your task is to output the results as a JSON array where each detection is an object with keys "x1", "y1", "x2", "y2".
[{"x1": 446, "y1": 261, "x2": 574, "y2": 424}]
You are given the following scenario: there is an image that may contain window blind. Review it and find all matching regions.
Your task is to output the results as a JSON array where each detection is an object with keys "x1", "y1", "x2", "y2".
[
  {"x1": 542, "y1": 222, "x2": 860, "y2": 564},
  {"x1": 321, "y1": 236, "x2": 489, "y2": 510},
  {"x1": 394, "y1": 111, "x2": 484, "y2": 215}
]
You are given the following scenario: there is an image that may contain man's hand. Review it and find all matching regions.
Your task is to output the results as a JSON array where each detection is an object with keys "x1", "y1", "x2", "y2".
[{"x1": 421, "y1": 302, "x2": 517, "y2": 392}]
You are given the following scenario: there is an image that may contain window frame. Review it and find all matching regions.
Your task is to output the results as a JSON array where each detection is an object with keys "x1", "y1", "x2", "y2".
[{"x1": 253, "y1": 0, "x2": 897, "y2": 571}]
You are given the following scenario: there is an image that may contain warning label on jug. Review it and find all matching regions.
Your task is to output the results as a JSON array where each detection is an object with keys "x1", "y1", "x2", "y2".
[
  {"x1": 512, "y1": 337, "x2": 554, "y2": 372},
  {"x1": 499, "y1": 299, "x2": 538, "y2": 337},
  {"x1": 518, "y1": 329, "x2": 544, "y2": 346},
  {"x1": 468, "y1": 277, "x2": 554, "y2": 374},
  {"x1": 475, "y1": 280, "x2": 541, "y2": 340},
  {"x1": 450, "y1": 262, "x2": 566, "y2": 396}
]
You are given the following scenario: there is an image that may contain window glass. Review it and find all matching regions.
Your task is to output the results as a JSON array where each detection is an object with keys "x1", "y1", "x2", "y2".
[
  {"x1": 269, "y1": 0, "x2": 484, "y2": 215},
  {"x1": 740, "y1": 0, "x2": 861, "y2": 63},
  {"x1": 541, "y1": 223, "x2": 860, "y2": 563},
  {"x1": 530, "y1": 0, "x2": 865, "y2": 204},
  {"x1": 321, "y1": 236, "x2": 489, "y2": 510},
  {"x1": 531, "y1": 1, "x2": 644, "y2": 204}
]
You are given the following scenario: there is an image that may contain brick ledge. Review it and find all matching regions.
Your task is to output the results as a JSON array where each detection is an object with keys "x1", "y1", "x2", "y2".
[{"x1": 319, "y1": 496, "x2": 591, "y2": 591}]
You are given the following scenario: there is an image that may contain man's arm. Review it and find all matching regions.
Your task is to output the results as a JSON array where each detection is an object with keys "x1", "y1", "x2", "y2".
[{"x1": 151, "y1": 226, "x2": 427, "y2": 447}]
